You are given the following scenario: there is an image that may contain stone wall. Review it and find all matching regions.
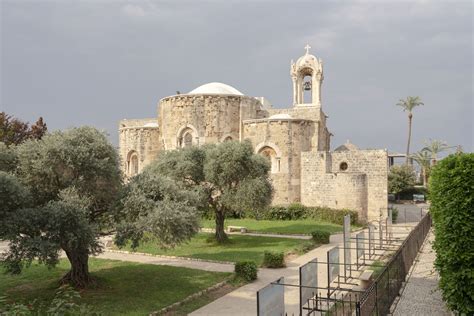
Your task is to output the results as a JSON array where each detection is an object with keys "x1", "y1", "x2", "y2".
[
  {"x1": 330, "y1": 150, "x2": 388, "y2": 219},
  {"x1": 242, "y1": 118, "x2": 315, "y2": 204},
  {"x1": 300, "y1": 149, "x2": 387, "y2": 221},
  {"x1": 119, "y1": 118, "x2": 161, "y2": 177},
  {"x1": 158, "y1": 95, "x2": 261, "y2": 150}
]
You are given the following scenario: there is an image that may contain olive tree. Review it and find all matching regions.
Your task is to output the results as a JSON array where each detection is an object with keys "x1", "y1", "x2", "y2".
[
  {"x1": 115, "y1": 170, "x2": 202, "y2": 250},
  {"x1": 149, "y1": 141, "x2": 273, "y2": 243},
  {"x1": 1, "y1": 127, "x2": 122, "y2": 288}
]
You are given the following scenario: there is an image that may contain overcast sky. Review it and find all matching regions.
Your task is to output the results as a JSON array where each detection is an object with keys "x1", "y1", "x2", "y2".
[{"x1": 1, "y1": 0, "x2": 473, "y2": 154}]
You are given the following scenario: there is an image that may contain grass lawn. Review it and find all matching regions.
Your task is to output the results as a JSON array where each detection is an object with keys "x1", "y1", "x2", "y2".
[
  {"x1": 0, "y1": 258, "x2": 230, "y2": 316},
  {"x1": 201, "y1": 218, "x2": 343, "y2": 235},
  {"x1": 120, "y1": 233, "x2": 313, "y2": 265}
]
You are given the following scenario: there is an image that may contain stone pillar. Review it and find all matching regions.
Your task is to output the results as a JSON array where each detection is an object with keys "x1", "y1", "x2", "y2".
[{"x1": 292, "y1": 76, "x2": 297, "y2": 106}]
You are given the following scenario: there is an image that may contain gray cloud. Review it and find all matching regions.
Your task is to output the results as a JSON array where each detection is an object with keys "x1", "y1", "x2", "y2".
[{"x1": 1, "y1": 0, "x2": 472, "y2": 154}]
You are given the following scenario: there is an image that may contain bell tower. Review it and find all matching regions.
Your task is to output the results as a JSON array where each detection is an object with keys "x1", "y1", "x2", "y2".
[{"x1": 290, "y1": 45, "x2": 324, "y2": 107}]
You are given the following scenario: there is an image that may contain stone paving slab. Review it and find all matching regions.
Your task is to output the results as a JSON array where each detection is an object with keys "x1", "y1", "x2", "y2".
[{"x1": 392, "y1": 231, "x2": 450, "y2": 316}]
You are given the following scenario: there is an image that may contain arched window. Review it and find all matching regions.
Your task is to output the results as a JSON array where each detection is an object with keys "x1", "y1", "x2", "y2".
[
  {"x1": 183, "y1": 132, "x2": 193, "y2": 147},
  {"x1": 223, "y1": 136, "x2": 233, "y2": 142},
  {"x1": 178, "y1": 126, "x2": 197, "y2": 148},
  {"x1": 127, "y1": 151, "x2": 139, "y2": 176},
  {"x1": 258, "y1": 146, "x2": 280, "y2": 173}
]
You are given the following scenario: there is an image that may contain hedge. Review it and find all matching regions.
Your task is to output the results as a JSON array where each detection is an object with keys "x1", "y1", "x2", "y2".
[
  {"x1": 262, "y1": 251, "x2": 285, "y2": 268},
  {"x1": 311, "y1": 230, "x2": 330, "y2": 244},
  {"x1": 234, "y1": 261, "x2": 258, "y2": 281},
  {"x1": 430, "y1": 153, "x2": 474, "y2": 314},
  {"x1": 250, "y1": 203, "x2": 359, "y2": 225}
]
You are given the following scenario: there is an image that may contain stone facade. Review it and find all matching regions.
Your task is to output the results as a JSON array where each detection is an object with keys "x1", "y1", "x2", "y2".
[{"x1": 119, "y1": 47, "x2": 388, "y2": 221}]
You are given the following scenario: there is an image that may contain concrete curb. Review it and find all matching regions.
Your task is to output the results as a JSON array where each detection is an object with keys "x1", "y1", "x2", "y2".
[
  {"x1": 105, "y1": 249, "x2": 235, "y2": 265},
  {"x1": 149, "y1": 278, "x2": 231, "y2": 315}
]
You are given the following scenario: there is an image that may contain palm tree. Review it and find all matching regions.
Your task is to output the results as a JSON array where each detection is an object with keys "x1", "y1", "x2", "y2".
[
  {"x1": 422, "y1": 139, "x2": 453, "y2": 165},
  {"x1": 396, "y1": 96, "x2": 424, "y2": 164},
  {"x1": 411, "y1": 150, "x2": 431, "y2": 187}
]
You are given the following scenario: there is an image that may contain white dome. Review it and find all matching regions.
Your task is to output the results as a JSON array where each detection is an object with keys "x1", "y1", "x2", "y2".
[
  {"x1": 143, "y1": 122, "x2": 158, "y2": 128},
  {"x1": 269, "y1": 113, "x2": 292, "y2": 120},
  {"x1": 188, "y1": 82, "x2": 244, "y2": 96}
]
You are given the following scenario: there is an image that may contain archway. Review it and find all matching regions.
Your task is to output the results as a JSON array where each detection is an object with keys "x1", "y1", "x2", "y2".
[
  {"x1": 177, "y1": 124, "x2": 199, "y2": 148},
  {"x1": 258, "y1": 146, "x2": 280, "y2": 173},
  {"x1": 127, "y1": 150, "x2": 139, "y2": 176}
]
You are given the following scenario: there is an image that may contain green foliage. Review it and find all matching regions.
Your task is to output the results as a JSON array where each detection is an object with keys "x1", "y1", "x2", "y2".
[
  {"x1": 388, "y1": 165, "x2": 416, "y2": 195},
  {"x1": 1, "y1": 127, "x2": 122, "y2": 287},
  {"x1": 234, "y1": 261, "x2": 258, "y2": 281},
  {"x1": 0, "y1": 171, "x2": 31, "y2": 235},
  {"x1": 262, "y1": 251, "x2": 285, "y2": 268},
  {"x1": 0, "y1": 112, "x2": 47, "y2": 146},
  {"x1": 311, "y1": 230, "x2": 330, "y2": 244},
  {"x1": 258, "y1": 203, "x2": 359, "y2": 225},
  {"x1": 429, "y1": 153, "x2": 474, "y2": 314},
  {"x1": 0, "y1": 285, "x2": 97, "y2": 315},
  {"x1": 115, "y1": 172, "x2": 201, "y2": 250},
  {"x1": 145, "y1": 141, "x2": 273, "y2": 242},
  {"x1": 397, "y1": 186, "x2": 428, "y2": 200},
  {"x1": 422, "y1": 139, "x2": 452, "y2": 162},
  {"x1": 396, "y1": 96, "x2": 424, "y2": 113},
  {"x1": 0, "y1": 142, "x2": 17, "y2": 172}
]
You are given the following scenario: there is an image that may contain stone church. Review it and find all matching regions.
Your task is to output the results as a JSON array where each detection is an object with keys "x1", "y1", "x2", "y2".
[{"x1": 119, "y1": 46, "x2": 388, "y2": 220}]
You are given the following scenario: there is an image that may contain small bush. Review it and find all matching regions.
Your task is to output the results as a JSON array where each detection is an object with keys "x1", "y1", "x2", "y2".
[
  {"x1": 430, "y1": 153, "x2": 474, "y2": 314},
  {"x1": 390, "y1": 207, "x2": 399, "y2": 223},
  {"x1": 234, "y1": 261, "x2": 258, "y2": 281},
  {"x1": 311, "y1": 230, "x2": 330, "y2": 244},
  {"x1": 262, "y1": 251, "x2": 285, "y2": 268}
]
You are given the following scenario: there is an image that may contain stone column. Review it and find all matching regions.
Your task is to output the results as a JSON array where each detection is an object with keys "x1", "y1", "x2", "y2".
[{"x1": 292, "y1": 76, "x2": 297, "y2": 106}]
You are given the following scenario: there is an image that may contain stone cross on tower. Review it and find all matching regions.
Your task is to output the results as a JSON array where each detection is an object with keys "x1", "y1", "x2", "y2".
[{"x1": 304, "y1": 44, "x2": 311, "y2": 54}]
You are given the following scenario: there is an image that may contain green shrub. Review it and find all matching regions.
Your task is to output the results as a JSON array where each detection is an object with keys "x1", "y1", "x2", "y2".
[
  {"x1": 262, "y1": 251, "x2": 285, "y2": 268},
  {"x1": 311, "y1": 230, "x2": 330, "y2": 244},
  {"x1": 430, "y1": 153, "x2": 474, "y2": 314},
  {"x1": 260, "y1": 204, "x2": 360, "y2": 225},
  {"x1": 234, "y1": 261, "x2": 258, "y2": 281},
  {"x1": 389, "y1": 206, "x2": 399, "y2": 223},
  {"x1": 304, "y1": 207, "x2": 359, "y2": 225}
]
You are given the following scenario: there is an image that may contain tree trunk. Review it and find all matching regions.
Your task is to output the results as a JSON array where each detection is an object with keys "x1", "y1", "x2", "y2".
[
  {"x1": 61, "y1": 248, "x2": 92, "y2": 288},
  {"x1": 406, "y1": 113, "x2": 413, "y2": 165},
  {"x1": 422, "y1": 167, "x2": 427, "y2": 187},
  {"x1": 214, "y1": 209, "x2": 228, "y2": 243}
]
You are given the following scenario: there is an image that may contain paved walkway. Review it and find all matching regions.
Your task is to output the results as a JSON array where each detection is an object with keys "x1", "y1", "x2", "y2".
[
  {"x1": 190, "y1": 223, "x2": 415, "y2": 316},
  {"x1": 392, "y1": 230, "x2": 450, "y2": 316},
  {"x1": 97, "y1": 251, "x2": 234, "y2": 273}
]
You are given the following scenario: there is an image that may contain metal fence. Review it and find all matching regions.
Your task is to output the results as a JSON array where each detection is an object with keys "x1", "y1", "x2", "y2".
[{"x1": 357, "y1": 212, "x2": 432, "y2": 315}]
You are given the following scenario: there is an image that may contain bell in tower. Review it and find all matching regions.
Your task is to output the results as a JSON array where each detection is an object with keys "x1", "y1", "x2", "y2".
[{"x1": 290, "y1": 44, "x2": 324, "y2": 107}]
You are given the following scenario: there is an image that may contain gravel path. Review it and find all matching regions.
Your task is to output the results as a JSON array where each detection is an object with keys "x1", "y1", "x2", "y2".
[{"x1": 392, "y1": 230, "x2": 450, "y2": 316}]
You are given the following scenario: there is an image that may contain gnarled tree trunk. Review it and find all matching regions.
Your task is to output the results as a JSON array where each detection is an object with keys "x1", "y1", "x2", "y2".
[
  {"x1": 61, "y1": 248, "x2": 92, "y2": 288},
  {"x1": 214, "y1": 208, "x2": 228, "y2": 243}
]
